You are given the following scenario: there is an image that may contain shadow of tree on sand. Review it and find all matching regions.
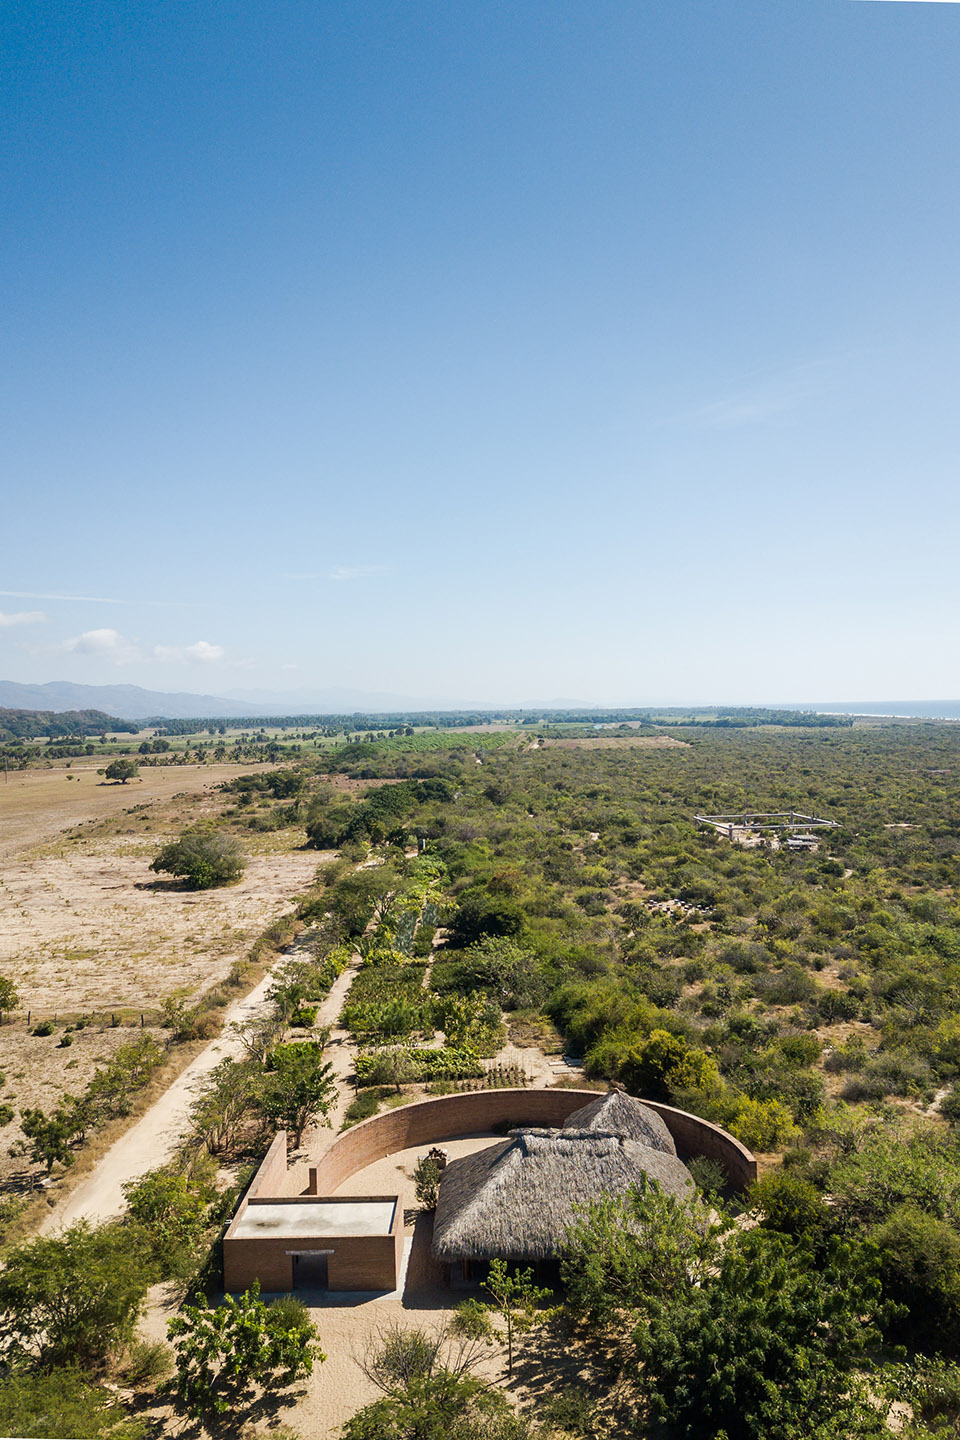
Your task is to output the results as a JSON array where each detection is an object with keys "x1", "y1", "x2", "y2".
[
  {"x1": 509, "y1": 1314, "x2": 640, "y2": 1435},
  {"x1": 126, "y1": 1379, "x2": 312, "y2": 1440}
]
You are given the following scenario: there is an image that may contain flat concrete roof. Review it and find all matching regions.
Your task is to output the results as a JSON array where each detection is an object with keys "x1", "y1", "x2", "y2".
[{"x1": 234, "y1": 1200, "x2": 396, "y2": 1241}]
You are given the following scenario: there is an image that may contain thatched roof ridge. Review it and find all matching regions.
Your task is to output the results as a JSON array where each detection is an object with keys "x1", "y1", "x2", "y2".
[
  {"x1": 432, "y1": 1126, "x2": 693, "y2": 1263},
  {"x1": 562, "y1": 1090, "x2": 676, "y2": 1156}
]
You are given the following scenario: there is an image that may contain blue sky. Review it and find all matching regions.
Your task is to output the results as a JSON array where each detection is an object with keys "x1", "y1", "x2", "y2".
[{"x1": 2, "y1": 1, "x2": 959, "y2": 707}]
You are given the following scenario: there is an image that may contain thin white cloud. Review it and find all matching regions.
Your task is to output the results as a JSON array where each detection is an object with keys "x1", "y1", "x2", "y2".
[
  {"x1": 674, "y1": 355, "x2": 844, "y2": 432},
  {"x1": 0, "y1": 609, "x2": 46, "y2": 628},
  {"x1": 64, "y1": 628, "x2": 141, "y2": 664},
  {"x1": 328, "y1": 564, "x2": 385, "y2": 582},
  {"x1": 154, "y1": 640, "x2": 226, "y2": 664},
  {"x1": 0, "y1": 588, "x2": 195, "y2": 608}
]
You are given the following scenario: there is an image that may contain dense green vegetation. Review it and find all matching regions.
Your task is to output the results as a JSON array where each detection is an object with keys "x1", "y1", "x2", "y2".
[
  {"x1": 0, "y1": 707, "x2": 138, "y2": 740},
  {"x1": 303, "y1": 722, "x2": 960, "y2": 1140},
  {"x1": 0, "y1": 703, "x2": 856, "y2": 769},
  {"x1": 300, "y1": 719, "x2": 960, "y2": 1433},
  {"x1": 8, "y1": 716, "x2": 960, "y2": 1436},
  {"x1": 150, "y1": 827, "x2": 247, "y2": 889}
]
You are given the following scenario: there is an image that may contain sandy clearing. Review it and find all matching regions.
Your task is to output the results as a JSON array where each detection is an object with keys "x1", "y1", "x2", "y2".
[
  {"x1": 538, "y1": 735, "x2": 689, "y2": 749},
  {"x1": 0, "y1": 763, "x2": 279, "y2": 861},
  {"x1": 0, "y1": 845, "x2": 322, "y2": 1014},
  {"x1": 32, "y1": 881, "x2": 355, "y2": 1232}
]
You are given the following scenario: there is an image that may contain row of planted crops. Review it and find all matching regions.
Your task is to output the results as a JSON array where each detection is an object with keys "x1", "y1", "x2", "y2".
[{"x1": 339, "y1": 855, "x2": 506, "y2": 1088}]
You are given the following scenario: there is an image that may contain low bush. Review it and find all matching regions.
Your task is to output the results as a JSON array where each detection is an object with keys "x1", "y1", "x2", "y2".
[
  {"x1": 341, "y1": 1090, "x2": 385, "y2": 1127},
  {"x1": 354, "y1": 1047, "x2": 484, "y2": 1088},
  {"x1": 151, "y1": 827, "x2": 247, "y2": 890}
]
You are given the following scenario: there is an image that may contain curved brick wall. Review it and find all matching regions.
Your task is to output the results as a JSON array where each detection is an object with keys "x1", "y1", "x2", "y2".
[{"x1": 310, "y1": 1088, "x2": 756, "y2": 1193}]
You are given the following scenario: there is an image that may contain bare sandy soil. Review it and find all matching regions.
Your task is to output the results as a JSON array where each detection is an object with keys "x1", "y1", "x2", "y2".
[
  {"x1": 0, "y1": 767, "x2": 330, "y2": 1200},
  {"x1": 538, "y1": 735, "x2": 689, "y2": 749},
  {"x1": 0, "y1": 762, "x2": 275, "y2": 861},
  {"x1": 0, "y1": 841, "x2": 321, "y2": 1015},
  {"x1": 37, "y1": 953, "x2": 328, "y2": 1235}
]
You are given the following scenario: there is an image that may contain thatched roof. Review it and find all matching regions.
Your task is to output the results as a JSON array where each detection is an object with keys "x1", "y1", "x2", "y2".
[
  {"x1": 432, "y1": 1127, "x2": 693, "y2": 1263},
  {"x1": 562, "y1": 1090, "x2": 677, "y2": 1156}
]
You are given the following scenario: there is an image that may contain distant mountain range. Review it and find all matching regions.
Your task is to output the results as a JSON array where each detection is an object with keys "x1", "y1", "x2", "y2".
[
  {"x1": 0, "y1": 681, "x2": 261, "y2": 721},
  {"x1": 2, "y1": 680, "x2": 959, "y2": 724},
  {"x1": 0, "y1": 679, "x2": 587, "y2": 720}
]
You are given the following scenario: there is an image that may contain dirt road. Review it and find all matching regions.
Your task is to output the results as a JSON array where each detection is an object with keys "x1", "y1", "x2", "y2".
[{"x1": 39, "y1": 963, "x2": 284, "y2": 1232}]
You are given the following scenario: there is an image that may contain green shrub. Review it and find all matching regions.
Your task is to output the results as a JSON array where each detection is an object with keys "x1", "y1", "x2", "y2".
[
  {"x1": 341, "y1": 1090, "x2": 384, "y2": 1127},
  {"x1": 750, "y1": 1170, "x2": 831, "y2": 1240},
  {"x1": 0, "y1": 1221, "x2": 152, "y2": 1367},
  {"x1": 33, "y1": 1020, "x2": 56, "y2": 1037},
  {"x1": 354, "y1": 1047, "x2": 484, "y2": 1088},
  {"x1": 150, "y1": 827, "x2": 246, "y2": 890},
  {"x1": 0, "y1": 1368, "x2": 144, "y2": 1439},
  {"x1": 290, "y1": 1006, "x2": 317, "y2": 1028},
  {"x1": 875, "y1": 1203, "x2": 960, "y2": 1355},
  {"x1": 687, "y1": 1156, "x2": 728, "y2": 1197},
  {"x1": 620, "y1": 1029, "x2": 721, "y2": 1103}
]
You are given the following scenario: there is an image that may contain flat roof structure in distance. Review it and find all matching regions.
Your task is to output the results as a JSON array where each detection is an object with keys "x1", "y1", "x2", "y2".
[{"x1": 690, "y1": 812, "x2": 840, "y2": 840}]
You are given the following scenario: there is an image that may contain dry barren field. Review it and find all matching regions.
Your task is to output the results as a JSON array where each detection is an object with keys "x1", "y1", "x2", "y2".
[
  {"x1": 0, "y1": 762, "x2": 271, "y2": 860},
  {"x1": 0, "y1": 763, "x2": 322, "y2": 1195},
  {"x1": 539, "y1": 734, "x2": 689, "y2": 749}
]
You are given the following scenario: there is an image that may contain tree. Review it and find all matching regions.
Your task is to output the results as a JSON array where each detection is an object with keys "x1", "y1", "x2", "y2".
[
  {"x1": 122, "y1": 1164, "x2": 216, "y2": 1280},
  {"x1": 150, "y1": 826, "x2": 246, "y2": 889},
  {"x1": 104, "y1": 759, "x2": 139, "y2": 784},
  {"x1": 484, "y1": 1259, "x2": 553, "y2": 1377},
  {"x1": 0, "y1": 973, "x2": 19, "y2": 1019},
  {"x1": 562, "y1": 1179, "x2": 724, "y2": 1340},
  {"x1": 874, "y1": 1203, "x2": 960, "y2": 1356},
  {"x1": 189, "y1": 1057, "x2": 259, "y2": 1154},
  {"x1": 167, "y1": 1283, "x2": 322, "y2": 1421},
  {"x1": 751, "y1": 1170, "x2": 832, "y2": 1243},
  {"x1": 12, "y1": 1102, "x2": 83, "y2": 1172},
  {"x1": 0, "y1": 1368, "x2": 144, "y2": 1440},
  {"x1": 87, "y1": 1033, "x2": 163, "y2": 1119},
  {"x1": 446, "y1": 892, "x2": 525, "y2": 949},
  {"x1": 0, "y1": 1221, "x2": 152, "y2": 1368},
  {"x1": 443, "y1": 937, "x2": 547, "y2": 1011},
  {"x1": 328, "y1": 867, "x2": 396, "y2": 936},
  {"x1": 620, "y1": 1028, "x2": 720, "y2": 1102},
  {"x1": 633, "y1": 1230, "x2": 888, "y2": 1440},
  {"x1": 259, "y1": 1043, "x2": 337, "y2": 1147},
  {"x1": 414, "y1": 1153, "x2": 443, "y2": 1210}
]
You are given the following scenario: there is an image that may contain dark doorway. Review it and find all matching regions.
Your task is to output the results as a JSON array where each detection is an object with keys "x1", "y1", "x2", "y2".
[{"x1": 293, "y1": 1251, "x2": 329, "y2": 1289}]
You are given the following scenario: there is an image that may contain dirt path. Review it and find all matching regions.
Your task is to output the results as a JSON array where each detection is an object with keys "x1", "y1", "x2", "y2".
[{"x1": 39, "y1": 960, "x2": 293, "y2": 1233}]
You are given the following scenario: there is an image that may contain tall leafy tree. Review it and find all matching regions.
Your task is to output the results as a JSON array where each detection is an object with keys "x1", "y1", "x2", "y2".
[
  {"x1": 259, "y1": 1042, "x2": 337, "y2": 1147},
  {"x1": 0, "y1": 1222, "x2": 152, "y2": 1368},
  {"x1": 167, "y1": 1283, "x2": 322, "y2": 1421},
  {"x1": 634, "y1": 1230, "x2": 888, "y2": 1439}
]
